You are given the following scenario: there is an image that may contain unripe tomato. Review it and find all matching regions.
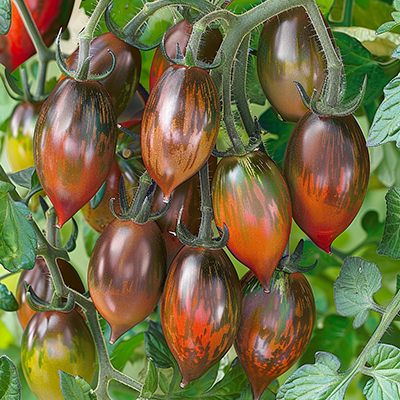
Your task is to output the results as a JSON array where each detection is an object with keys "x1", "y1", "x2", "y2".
[
  {"x1": 141, "y1": 65, "x2": 220, "y2": 200},
  {"x1": 34, "y1": 77, "x2": 118, "y2": 228},
  {"x1": 212, "y1": 151, "x2": 292, "y2": 292},
  {"x1": 161, "y1": 246, "x2": 242, "y2": 387},
  {"x1": 88, "y1": 218, "x2": 167, "y2": 344},
  {"x1": 16, "y1": 256, "x2": 85, "y2": 329},
  {"x1": 21, "y1": 309, "x2": 96, "y2": 400},
  {"x1": 283, "y1": 111, "x2": 370, "y2": 253},
  {"x1": 235, "y1": 271, "x2": 315, "y2": 400}
]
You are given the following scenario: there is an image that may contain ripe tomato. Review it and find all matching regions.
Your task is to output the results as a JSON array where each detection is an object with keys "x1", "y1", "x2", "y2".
[
  {"x1": 212, "y1": 151, "x2": 292, "y2": 292},
  {"x1": 21, "y1": 309, "x2": 96, "y2": 400},
  {"x1": 62, "y1": 32, "x2": 141, "y2": 117},
  {"x1": 0, "y1": 0, "x2": 75, "y2": 71},
  {"x1": 283, "y1": 111, "x2": 370, "y2": 253},
  {"x1": 149, "y1": 19, "x2": 222, "y2": 91},
  {"x1": 16, "y1": 257, "x2": 85, "y2": 329},
  {"x1": 34, "y1": 77, "x2": 118, "y2": 228},
  {"x1": 257, "y1": 7, "x2": 330, "y2": 122},
  {"x1": 235, "y1": 271, "x2": 315, "y2": 400},
  {"x1": 141, "y1": 65, "x2": 220, "y2": 200},
  {"x1": 160, "y1": 246, "x2": 241, "y2": 387},
  {"x1": 88, "y1": 218, "x2": 167, "y2": 344}
]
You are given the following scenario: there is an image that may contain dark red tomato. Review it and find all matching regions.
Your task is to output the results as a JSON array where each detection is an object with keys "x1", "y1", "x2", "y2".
[
  {"x1": 160, "y1": 246, "x2": 241, "y2": 387},
  {"x1": 0, "y1": 0, "x2": 74, "y2": 71},
  {"x1": 283, "y1": 111, "x2": 370, "y2": 253},
  {"x1": 235, "y1": 271, "x2": 315, "y2": 400},
  {"x1": 16, "y1": 256, "x2": 85, "y2": 329},
  {"x1": 21, "y1": 309, "x2": 96, "y2": 400},
  {"x1": 34, "y1": 77, "x2": 118, "y2": 228},
  {"x1": 212, "y1": 151, "x2": 292, "y2": 292},
  {"x1": 149, "y1": 19, "x2": 223, "y2": 91},
  {"x1": 141, "y1": 65, "x2": 220, "y2": 200},
  {"x1": 61, "y1": 32, "x2": 141, "y2": 117},
  {"x1": 257, "y1": 7, "x2": 331, "y2": 122},
  {"x1": 88, "y1": 218, "x2": 167, "y2": 344}
]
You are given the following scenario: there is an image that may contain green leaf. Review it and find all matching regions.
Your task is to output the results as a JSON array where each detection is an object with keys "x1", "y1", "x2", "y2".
[
  {"x1": 9, "y1": 167, "x2": 36, "y2": 189},
  {"x1": 0, "y1": 0, "x2": 11, "y2": 35},
  {"x1": 90, "y1": 181, "x2": 106, "y2": 210},
  {"x1": 143, "y1": 330, "x2": 176, "y2": 370},
  {"x1": 397, "y1": 275, "x2": 400, "y2": 294},
  {"x1": 377, "y1": 188, "x2": 400, "y2": 258},
  {"x1": 140, "y1": 359, "x2": 158, "y2": 399},
  {"x1": 334, "y1": 257, "x2": 382, "y2": 328},
  {"x1": 363, "y1": 344, "x2": 400, "y2": 399},
  {"x1": 0, "y1": 355, "x2": 21, "y2": 400},
  {"x1": 0, "y1": 283, "x2": 18, "y2": 312},
  {"x1": 277, "y1": 352, "x2": 351, "y2": 399},
  {"x1": 59, "y1": 371, "x2": 96, "y2": 400},
  {"x1": 111, "y1": 333, "x2": 144, "y2": 371},
  {"x1": 238, "y1": 384, "x2": 275, "y2": 400},
  {"x1": 0, "y1": 182, "x2": 37, "y2": 272},
  {"x1": 370, "y1": 143, "x2": 400, "y2": 187},
  {"x1": 360, "y1": 211, "x2": 385, "y2": 246},
  {"x1": 158, "y1": 371, "x2": 169, "y2": 394},
  {"x1": 83, "y1": 224, "x2": 100, "y2": 257},
  {"x1": 246, "y1": 54, "x2": 266, "y2": 105}
]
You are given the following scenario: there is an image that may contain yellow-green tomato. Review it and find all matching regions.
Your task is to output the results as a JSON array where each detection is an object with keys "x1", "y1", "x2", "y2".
[{"x1": 21, "y1": 309, "x2": 96, "y2": 400}]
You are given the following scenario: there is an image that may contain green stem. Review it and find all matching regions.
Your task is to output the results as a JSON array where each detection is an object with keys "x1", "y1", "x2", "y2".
[{"x1": 197, "y1": 162, "x2": 214, "y2": 242}]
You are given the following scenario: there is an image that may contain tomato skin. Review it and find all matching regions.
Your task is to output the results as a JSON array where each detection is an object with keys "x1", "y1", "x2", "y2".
[
  {"x1": 212, "y1": 151, "x2": 292, "y2": 292},
  {"x1": 160, "y1": 246, "x2": 241, "y2": 387},
  {"x1": 257, "y1": 7, "x2": 329, "y2": 122},
  {"x1": 34, "y1": 77, "x2": 118, "y2": 228},
  {"x1": 21, "y1": 309, "x2": 96, "y2": 400},
  {"x1": 62, "y1": 32, "x2": 141, "y2": 117},
  {"x1": 0, "y1": 0, "x2": 74, "y2": 71},
  {"x1": 141, "y1": 65, "x2": 220, "y2": 199},
  {"x1": 88, "y1": 218, "x2": 167, "y2": 344},
  {"x1": 235, "y1": 271, "x2": 315, "y2": 400},
  {"x1": 16, "y1": 257, "x2": 85, "y2": 329},
  {"x1": 283, "y1": 111, "x2": 370, "y2": 253}
]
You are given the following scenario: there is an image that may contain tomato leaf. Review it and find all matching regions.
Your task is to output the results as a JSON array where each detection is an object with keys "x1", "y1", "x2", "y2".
[
  {"x1": 276, "y1": 352, "x2": 351, "y2": 399},
  {"x1": 9, "y1": 167, "x2": 36, "y2": 189},
  {"x1": 158, "y1": 371, "x2": 169, "y2": 394},
  {"x1": 140, "y1": 359, "x2": 158, "y2": 399},
  {"x1": 360, "y1": 211, "x2": 385, "y2": 247},
  {"x1": 397, "y1": 275, "x2": 400, "y2": 294},
  {"x1": 0, "y1": 0, "x2": 11, "y2": 35},
  {"x1": 0, "y1": 182, "x2": 37, "y2": 272},
  {"x1": 59, "y1": 371, "x2": 97, "y2": 400},
  {"x1": 144, "y1": 326, "x2": 177, "y2": 370},
  {"x1": 363, "y1": 344, "x2": 400, "y2": 399},
  {"x1": 238, "y1": 384, "x2": 275, "y2": 400},
  {"x1": 90, "y1": 181, "x2": 106, "y2": 210},
  {"x1": 0, "y1": 355, "x2": 21, "y2": 400},
  {"x1": 83, "y1": 224, "x2": 100, "y2": 257},
  {"x1": 0, "y1": 283, "x2": 18, "y2": 312},
  {"x1": 111, "y1": 332, "x2": 144, "y2": 371},
  {"x1": 377, "y1": 188, "x2": 400, "y2": 259},
  {"x1": 334, "y1": 257, "x2": 383, "y2": 329},
  {"x1": 246, "y1": 53, "x2": 266, "y2": 105}
]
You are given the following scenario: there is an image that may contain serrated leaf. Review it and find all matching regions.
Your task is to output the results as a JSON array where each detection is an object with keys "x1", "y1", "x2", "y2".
[
  {"x1": 111, "y1": 333, "x2": 144, "y2": 371},
  {"x1": 363, "y1": 344, "x2": 400, "y2": 399},
  {"x1": 0, "y1": 355, "x2": 21, "y2": 400},
  {"x1": 143, "y1": 330, "x2": 176, "y2": 370},
  {"x1": 90, "y1": 181, "x2": 106, "y2": 210},
  {"x1": 277, "y1": 352, "x2": 351, "y2": 400},
  {"x1": 8, "y1": 167, "x2": 35, "y2": 189},
  {"x1": 140, "y1": 359, "x2": 158, "y2": 399},
  {"x1": 0, "y1": 0, "x2": 11, "y2": 35},
  {"x1": 0, "y1": 182, "x2": 37, "y2": 272},
  {"x1": 377, "y1": 188, "x2": 400, "y2": 258},
  {"x1": 59, "y1": 371, "x2": 96, "y2": 400},
  {"x1": 0, "y1": 283, "x2": 18, "y2": 312},
  {"x1": 334, "y1": 257, "x2": 382, "y2": 328}
]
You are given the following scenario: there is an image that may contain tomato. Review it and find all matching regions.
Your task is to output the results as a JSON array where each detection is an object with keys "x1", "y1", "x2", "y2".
[
  {"x1": 283, "y1": 111, "x2": 370, "y2": 253},
  {"x1": 149, "y1": 19, "x2": 223, "y2": 91},
  {"x1": 62, "y1": 32, "x2": 142, "y2": 117},
  {"x1": 34, "y1": 77, "x2": 118, "y2": 228},
  {"x1": 88, "y1": 218, "x2": 167, "y2": 344},
  {"x1": 141, "y1": 65, "x2": 220, "y2": 200},
  {"x1": 21, "y1": 309, "x2": 96, "y2": 400},
  {"x1": 212, "y1": 151, "x2": 292, "y2": 292},
  {"x1": 235, "y1": 270, "x2": 315, "y2": 400},
  {"x1": 0, "y1": 0, "x2": 75, "y2": 71},
  {"x1": 257, "y1": 7, "x2": 331, "y2": 122},
  {"x1": 160, "y1": 246, "x2": 241, "y2": 387},
  {"x1": 16, "y1": 256, "x2": 85, "y2": 329}
]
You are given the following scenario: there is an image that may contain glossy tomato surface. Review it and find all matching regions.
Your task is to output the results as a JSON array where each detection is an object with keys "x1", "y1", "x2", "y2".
[
  {"x1": 16, "y1": 257, "x2": 85, "y2": 329},
  {"x1": 212, "y1": 151, "x2": 292, "y2": 292},
  {"x1": 63, "y1": 32, "x2": 141, "y2": 117},
  {"x1": 283, "y1": 111, "x2": 370, "y2": 253},
  {"x1": 34, "y1": 77, "x2": 118, "y2": 228},
  {"x1": 141, "y1": 65, "x2": 220, "y2": 200},
  {"x1": 0, "y1": 0, "x2": 75, "y2": 71},
  {"x1": 257, "y1": 6, "x2": 330, "y2": 122},
  {"x1": 161, "y1": 246, "x2": 241, "y2": 387},
  {"x1": 21, "y1": 309, "x2": 96, "y2": 400},
  {"x1": 88, "y1": 218, "x2": 167, "y2": 344},
  {"x1": 235, "y1": 271, "x2": 315, "y2": 400}
]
